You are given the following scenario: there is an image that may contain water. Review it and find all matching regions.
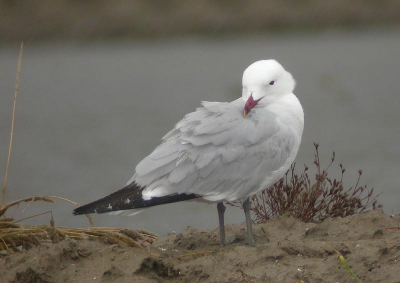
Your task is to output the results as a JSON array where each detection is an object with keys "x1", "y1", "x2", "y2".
[{"x1": 1, "y1": 28, "x2": 399, "y2": 235}]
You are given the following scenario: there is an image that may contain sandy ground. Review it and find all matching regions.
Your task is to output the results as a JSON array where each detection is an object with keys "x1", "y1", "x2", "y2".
[{"x1": 1, "y1": 209, "x2": 399, "y2": 283}]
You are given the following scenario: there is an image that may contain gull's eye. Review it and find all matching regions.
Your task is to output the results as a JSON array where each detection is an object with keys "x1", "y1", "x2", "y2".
[{"x1": 269, "y1": 81, "x2": 275, "y2": 85}]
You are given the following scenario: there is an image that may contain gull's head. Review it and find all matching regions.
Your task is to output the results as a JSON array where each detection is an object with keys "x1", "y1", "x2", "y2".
[{"x1": 242, "y1": 60, "x2": 295, "y2": 117}]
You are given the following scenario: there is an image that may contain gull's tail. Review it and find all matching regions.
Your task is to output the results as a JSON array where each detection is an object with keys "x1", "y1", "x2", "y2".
[{"x1": 73, "y1": 182, "x2": 199, "y2": 215}]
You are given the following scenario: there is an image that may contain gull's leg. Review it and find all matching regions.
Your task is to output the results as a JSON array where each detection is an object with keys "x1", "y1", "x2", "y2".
[
  {"x1": 243, "y1": 197, "x2": 255, "y2": 246},
  {"x1": 217, "y1": 202, "x2": 226, "y2": 246}
]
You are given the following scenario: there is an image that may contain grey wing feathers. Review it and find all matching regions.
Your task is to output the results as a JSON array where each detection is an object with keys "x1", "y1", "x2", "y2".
[{"x1": 133, "y1": 99, "x2": 293, "y2": 201}]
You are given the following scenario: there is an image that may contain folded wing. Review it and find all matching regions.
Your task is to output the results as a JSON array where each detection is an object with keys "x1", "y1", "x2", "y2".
[{"x1": 133, "y1": 98, "x2": 294, "y2": 202}]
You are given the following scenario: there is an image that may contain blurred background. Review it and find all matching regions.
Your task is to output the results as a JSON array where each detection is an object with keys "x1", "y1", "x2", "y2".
[{"x1": 1, "y1": 1, "x2": 399, "y2": 236}]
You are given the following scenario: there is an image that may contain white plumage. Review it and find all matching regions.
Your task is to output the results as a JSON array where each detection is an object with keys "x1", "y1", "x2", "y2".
[{"x1": 74, "y1": 59, "x2": 304, "y2": 246}]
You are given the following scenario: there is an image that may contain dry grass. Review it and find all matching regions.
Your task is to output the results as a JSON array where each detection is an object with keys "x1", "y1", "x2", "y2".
[
  {"x1": 0, "y1": 194, "x2": 157, "y2": 255},
  {"x1": 0, "y1": 192, "x2": 158, "y2": 255},
  {"x1": 1, "y1": 42, "x2": 23, "y2": 206},
  {"x1": 251, "y1": 143, "x2": 381, "y2": 223},
  {"x1": 0, "y1": 217, "x2": 157, "y2": 254}
]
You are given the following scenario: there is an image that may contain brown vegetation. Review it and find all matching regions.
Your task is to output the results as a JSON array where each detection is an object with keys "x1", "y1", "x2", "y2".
[{"x1": 251, "y1": 143, "x2": 381, "y2": 224}]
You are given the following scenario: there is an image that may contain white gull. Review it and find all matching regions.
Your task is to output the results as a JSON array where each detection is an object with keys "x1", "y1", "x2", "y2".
[{"x1": 73, "y1": 59, "x2": 304, "y2": 246}]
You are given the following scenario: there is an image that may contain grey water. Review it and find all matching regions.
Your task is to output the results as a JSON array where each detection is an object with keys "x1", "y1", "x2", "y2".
[{"x1": 1, "y1": 28, "x2": 399, "y2": 236}]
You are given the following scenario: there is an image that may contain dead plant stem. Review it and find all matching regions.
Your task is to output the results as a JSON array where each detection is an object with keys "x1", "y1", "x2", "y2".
[{"x1": 2, "y1": 42, "x2": 23, "y2": 206}]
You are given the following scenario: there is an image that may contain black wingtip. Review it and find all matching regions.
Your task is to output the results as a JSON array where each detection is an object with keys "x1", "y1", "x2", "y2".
[
  {"x1": 72, "y1": 205, "x2": 93, "y2": 216},
  {"x1": 73, "y1": 182, "x2": 199, "y2": 215},
  {"x1": 73, "y1": 182, "x2": 144, "y2": 215}
]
